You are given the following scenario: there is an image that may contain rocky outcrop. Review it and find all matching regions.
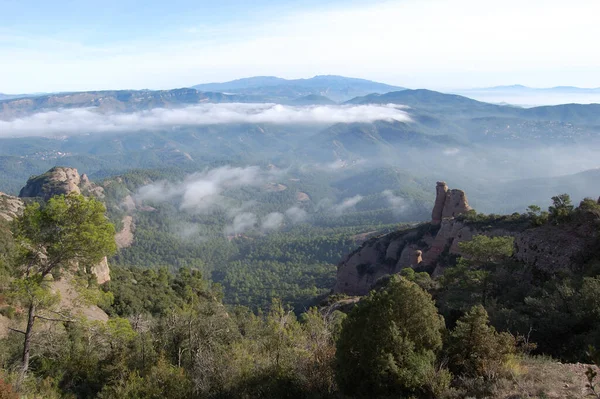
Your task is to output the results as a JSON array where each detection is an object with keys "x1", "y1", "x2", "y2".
[
  {"x1": 19, "y1": 167, "x2": 104, "y2": 201},
  {"x1": 115, "y1": 215, "x2": 135, "y2": 249},
  {"x1": 431, "y1": 181, "x2": 471, "y2": 225},
  {"x1": 4, "y1": 167, "x2": 112, "y2": 284},
  {"x1": 335, "y1": 182, "x2": 600, "y2": 296},
  {"x1": 0, "y1": 192, "x2": 24, "y2": 221},
  {"x1": 431, "y1": 182, "x2": 448, "y2": 224},
  {"x1": 90, "y1": 257, "x2": 111, "y2": 285}
]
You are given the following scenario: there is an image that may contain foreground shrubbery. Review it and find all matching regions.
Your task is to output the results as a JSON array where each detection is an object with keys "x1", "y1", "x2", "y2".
[
  {"x1": 2, "y1": 194, "x2": 600, "y2": 397},
  {"x1": 0, "y1": 273, "x2": 522, "y2": 399}
]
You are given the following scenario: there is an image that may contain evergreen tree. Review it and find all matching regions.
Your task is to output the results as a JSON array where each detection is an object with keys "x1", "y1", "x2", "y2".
[
  {"x1": 448, "y1": 305, "x2": 515, "y2": 379},
  {"x1": 335, "y1": 275, "x2": 446, "y2": 398},
  {"x1": 9, "y1": 194, "x2": 116, "y2": 383}
]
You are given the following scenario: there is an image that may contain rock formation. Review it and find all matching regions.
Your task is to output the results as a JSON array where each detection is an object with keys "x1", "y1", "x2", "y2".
[
  {"x1": 431, "y1": 182, "x2": 448, "y2": 224},
  {"x1": 19, "y1": 167, "x2": 104, "y2": 201},
  {"x1": 5, "y1": 167, "x2": 112, "y2": 284},
  {"x1": 0, "y1": 192, "x2": 24, "y2": 221},
  {"x1": 431, "y1": 181, "x2": 471, "y2": 224},
  {"x1": 334, "y1": 181, "x2": 600, "y2": 296}
]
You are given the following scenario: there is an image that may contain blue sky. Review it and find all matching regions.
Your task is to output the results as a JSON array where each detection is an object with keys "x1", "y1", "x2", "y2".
[{"x1": 1, "y1": 0, "x2": 599, "y2": 93}]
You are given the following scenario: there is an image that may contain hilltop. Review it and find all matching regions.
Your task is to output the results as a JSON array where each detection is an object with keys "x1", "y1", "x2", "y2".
[{"x1": 192, "y1": 75, "x2": 405, "y2": 102}]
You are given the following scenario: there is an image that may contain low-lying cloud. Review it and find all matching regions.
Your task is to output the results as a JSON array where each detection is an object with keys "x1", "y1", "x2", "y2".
[
  {"x1": 225, "y1": 212, "x2": 258, "y2": 235},
  {"x1": 0, "y1": 103, "x2": 411, "y2": 137},
  {"x1": 331, "y1": 195, "x2": 364, "y2": 215},
  {"x1": 383, "y1": 190, "x2": 409, "y2": 215},
  {"x1": 136, "y1": 165, "x2": 266, "y2": 212},
  {"x1": 284, "y1": 206, "x2": 308, "y2": 224},
  {"x1": 261, "y1": 212, "x2": 285, "y2": 231},
  {"x1": 135, "y1": 165, "x2": 312, "y2": 236}
]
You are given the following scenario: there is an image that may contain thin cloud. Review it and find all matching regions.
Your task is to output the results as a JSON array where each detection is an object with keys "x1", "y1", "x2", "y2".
[
  {"x1": 0, "y1": 103, "x2": 412, "y2": 137},
  {"x1": 225, "y1": 212, "x2": 257, "y2": 235},
  {"x1": 261, "y1": 212, "x2": 285, "y2": 231},
  {"x1": 136, "y1": 166, "x2": 264, "y2": 213},
  {"x1": 332, "y1": 195, "x2": 363, "y2": 215},
  {"x1": 285, "y1": 206, "x2": 308, "y2": 224}
]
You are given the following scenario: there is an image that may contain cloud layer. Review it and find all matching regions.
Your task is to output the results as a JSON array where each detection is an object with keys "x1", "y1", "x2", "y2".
[
  {"x1": 136, "y1": 166, "x2": 265, "y2": 213},
  {"x1": 0, "y1": 103, "x2": 411, "y2": 138},
  {"x1": 135, "y1": 165, "x2": 311, "y2": 236}
]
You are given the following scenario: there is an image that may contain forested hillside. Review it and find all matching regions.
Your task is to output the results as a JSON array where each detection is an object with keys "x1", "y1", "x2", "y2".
[{"x1": 1, "y1": 170, "x2": 600, "y2": 398}]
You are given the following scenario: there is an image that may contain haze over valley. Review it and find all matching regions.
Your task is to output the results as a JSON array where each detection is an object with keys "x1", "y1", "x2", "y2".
[{"x1": 2, "y1": 1, "x2": 600, "y2": 398}]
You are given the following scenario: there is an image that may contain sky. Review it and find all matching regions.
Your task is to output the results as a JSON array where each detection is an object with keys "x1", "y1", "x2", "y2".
[{"x1": 1, "y1": 0, "x2": 600, "y2": 93}]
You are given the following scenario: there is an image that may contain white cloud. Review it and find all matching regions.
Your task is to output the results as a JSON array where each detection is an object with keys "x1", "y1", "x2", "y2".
[
  {"x1": 0, "y1": 103, "x2": 411, "y2": 137},
  {"x1": 332, "y1": 195, "x2": 363, "y2": 215},
  {"x1": 225, "y1": 212, "x2": 257, "y2": 235},
  {"x1": 261, "y1": 212, "x2": 285, "y2": 231},
  {"x1": 383, "y1": 190, "x2": 409, "y2": 215},
  {"x1": 285, "y1": 206, "x2": 308, "y2": 224},
  {"x1": 136, "y1": 166, "x2": 264, "y2": 212}
]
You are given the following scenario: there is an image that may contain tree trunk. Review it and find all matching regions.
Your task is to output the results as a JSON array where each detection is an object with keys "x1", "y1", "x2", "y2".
[{"x1": 19, "y1": 302, "x2": 36, "y2": 385}]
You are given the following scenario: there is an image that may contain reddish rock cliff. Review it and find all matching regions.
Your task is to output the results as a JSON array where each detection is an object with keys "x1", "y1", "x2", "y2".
[{"x1": 335, "y1": 183, "x2": 600, "y2": 296}]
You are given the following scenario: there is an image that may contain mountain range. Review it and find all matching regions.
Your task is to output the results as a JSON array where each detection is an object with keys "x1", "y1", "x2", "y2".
[
  {"x1": 2, "y1": 75, "x2": 600, "y2": 215},
  {"x1": 191, "y1": 75, "x2": 405, "y2": 102}
]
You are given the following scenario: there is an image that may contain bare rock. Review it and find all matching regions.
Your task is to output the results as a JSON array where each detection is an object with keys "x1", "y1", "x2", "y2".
[
  {"x1": 296, "y1": 192, "x2": 311, "y2": 202},
  {"x1": 0, "y1": 192, "x2": 24, "y2": 221},
  {"x1": 52, "y1": 278, "x2": 109, "y2": 322},
  {"x1": 431, "y1": 181, "x2": 448, "y2": 225},
  {"x1": 442, "y1": 189, "x2": 472, "y2": 219},
  {"x1": 19, "y1": 167, "x2": 104, "y2": 200},
  {"x1": 411, "y1": 250, "x2": 423, "y2": 267},
  {"x1": 115, "y1": 215, "x2": 135, "y2": 249},
  {"x1": 335, "y1": 178, "x2": 600, "y2": 296},
  {"x1": 90, "y1": 257, "x2": 111, "y2": 284},
  {"x1": 19, "y1": 167, "x2": 81, "y2": 200}
]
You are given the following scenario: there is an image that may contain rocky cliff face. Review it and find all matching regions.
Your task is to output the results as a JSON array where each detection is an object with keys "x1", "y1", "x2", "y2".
[
  {"x1": 3, "y1": 167, "x2": 111, "y2": 284},
  {"x1": 334, "y1": 183, "x2": 600, "y2": 296},
  {"x1": 0, "y1": 192, "x2": 24, "y2": 221},
  {"x1": 431, "y1": 181, "x2": 471, "y2": 224},
  {"x1": 19, "y1": 167, "x2": 104, "y2": 201}
]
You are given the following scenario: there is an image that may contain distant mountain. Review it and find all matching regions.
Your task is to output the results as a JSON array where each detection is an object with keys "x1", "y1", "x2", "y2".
[
  {"x1": 453, "y1": 85, "x2": 600, "y2": 106},
  {"x1": 0, "y1": 93, "x2": 41, "y2": 101},
  {"x1": 346, "y1": 89, "x2": 504, "y2": 118},
  {"x1": 0, "y1": 88, "x2": 261, "y2": 119},
  {"x1": 289, "y1": 94, "x2": 336, "y2": 105},
  {"x1": 478, "y1": 85, "x2": 600, "y2": 93},
  {"x1": 347, "y1": 89, "x2": 600, "y2": 125},
  {"x1": 192, "y1": 75, "x2": 405, "y2": 102},
  {"x1": 310, "y1": 120, "x2": 458, "y2": 160}
]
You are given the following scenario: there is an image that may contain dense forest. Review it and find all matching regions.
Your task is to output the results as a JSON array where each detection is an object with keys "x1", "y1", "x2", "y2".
[
  {"x1": 1, "y1": 190, "x2": 600, "y2": 398},
  {"x1": 100, "y1": 168, "x2": 417, "y2": 310}
]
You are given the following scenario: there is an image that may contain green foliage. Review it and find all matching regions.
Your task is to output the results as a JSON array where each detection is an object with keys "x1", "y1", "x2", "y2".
[
  {"x1": 448, "y1": 305, "x2": 515, "y2": 379},
  {"x1": 526, "y1": 204, "x2": 549, "y2": 226},
  {"x1": 102, "y1": 266, "x2": 211, "y2": 317},
  {"x1": 458, "y1": 210, "x2": 530, "y2": 231},
  {"x1": 335, "y1": 275, "x2": 446, "y2": 398},
  {"x1": 548, "y1": 193, "x2": 574, "y2": 224},
  {"x1": 458, "y1": 235, "x2": 514, "y2": 264},
  {"x1": 6, "y1": 193, "x2": 118, "y2": 382},
  {"x1": 13, "y1": 193, "x2": 117, "y2": 276},
  {"x1": 98, "y1": 358, "x2": 192, "y2": 399},
  {"x1": 440, "y1": 235, "x2": 514, "y2": 315}
]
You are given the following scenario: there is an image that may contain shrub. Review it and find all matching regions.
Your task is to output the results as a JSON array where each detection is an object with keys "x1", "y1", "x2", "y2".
[
  {"x1": 448, "y1": 305, "x2": 515, "y2": 380},
  {"x1": 335, "y1": 275, "x2": 446, "y2": 398}
]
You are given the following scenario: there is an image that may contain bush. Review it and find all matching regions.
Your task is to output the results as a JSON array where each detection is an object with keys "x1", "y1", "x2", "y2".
[
  {"x1": 448, "y1": 305, "x2": 515, "y2": 380},
  {"x1": 335, "y1": 275, "x2": 446, "y2": 398}
]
